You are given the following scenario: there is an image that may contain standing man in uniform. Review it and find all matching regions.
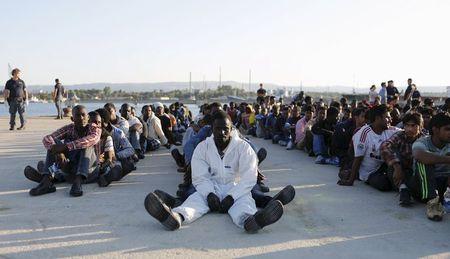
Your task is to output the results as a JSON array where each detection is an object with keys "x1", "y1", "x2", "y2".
[
  {"x1": 53, "y1": 78, "x2": 65, "y2": 119},
  {"x1": 4, "y1": 68, "x2": 28, "y2": 130}
]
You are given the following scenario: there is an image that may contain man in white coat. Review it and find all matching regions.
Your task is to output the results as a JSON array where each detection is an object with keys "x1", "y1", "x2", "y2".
[{"x1": 144, "y1": 111, "x2": 284, "y2": 232}]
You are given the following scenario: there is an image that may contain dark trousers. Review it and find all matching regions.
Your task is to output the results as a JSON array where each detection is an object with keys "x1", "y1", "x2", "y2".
[
  {"x1": 9, "y1": 99, "x2": 26, "y2": 127},
  {"x1": 366, "y1": 164, "x2": 393, "y2": 192},
  {"x1": 42, "y1": 145, "x2": 97, "y2": 181},
  {"x1": 405, "y1": 162, "x2": 449, "y2": 202}
]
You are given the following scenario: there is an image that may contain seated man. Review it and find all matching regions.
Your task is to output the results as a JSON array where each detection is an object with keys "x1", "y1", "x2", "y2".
[
  {"x1": 338, "y1": 104, "x2": 400, "y2": 190},
  {"x1": 24, "y1": 105, "x2": 100, "y2": 197},
  {"x1": 295, "y1": 105, "x2": 315, "y2": 153},
  {"x1": 120, "y1": 103, "x2": 144, "y2": 159},
  {"x1": 264, "y1": 105, "x2": 280, "y2": 140},
  {"x1": 380, "y1": 113, "x2": 425, "y2": 206},
  {"x1": 141, "y1": 105, "x2": 168, "y2": 151},
  {"x1": 312, "y1": 106, "x2": 339, "y2": 164},
  {"x1": 144, "y1": 111, "x2": 285, "y2": 232},
  {"x1": 95, "y1": 108, "x2": 136, "y2": 183},
  {"x1": 104, "y1": 103, "x2": 129, "y2": 135},
  {"x1": 272, "y1": 106, "x2": 290, "y2": 144},
  {"x1": 411, "y1": 112, "x2": 450, "y2": 221}
]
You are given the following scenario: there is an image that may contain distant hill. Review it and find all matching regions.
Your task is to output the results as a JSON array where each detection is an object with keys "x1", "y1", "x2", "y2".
[{"x1": 27, "y1": 81, "x2": 447, "y2": 94}]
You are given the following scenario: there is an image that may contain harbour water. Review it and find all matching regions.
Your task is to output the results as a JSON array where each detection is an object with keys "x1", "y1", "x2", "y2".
[{"x1": 0, "y1": 102, "x2": 200, "y2": 117}]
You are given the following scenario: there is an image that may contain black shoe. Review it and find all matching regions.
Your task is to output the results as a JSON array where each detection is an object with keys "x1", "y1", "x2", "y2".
[
  {"x1": 399, "y1": 188, "x2": 412, "y2": 207},
  {"x1": 70, "y1": 181, "x2": 83, "y2": 197},
  {"x1": 154, "y1": 189, "x2": 179, "y2": 208},
  {"x1": 97, "y1": 166, "x2": 121, "y2": 187},
  {"x1": 29, "y1": 181, "x2": 56, "y2": 196},
  {"x1": 271, "y1": 185, "x2": 296, "y2": 205},
  {"x1": 24, "y1": 166, "x2": 43, "y2": 183},
  {"x1": 259, "y1": 183, "x2": 270, "y2": 193},
  {"x1": 144, "y1": 192, "x2": 181, "y2": 230},
  {"x1": 244, "y1": 200, "x2": 284, "y2": 233},
  {"x1": 17, "y1": 125, "x2": 25, "y2": 130},
  {"x1": 137, "y1": 150, "x2": 145, "y2": 160},
  {"x1": 9, "y1": 127, "x2": 14, "y2": 131},
  {"x1": 257, "y1": 148, "x2": 267, "y2": 164},
  {"x1": 178, "y1": 182, "x2": 190, "y2": 189},
  {"x1": 171, "y1": 149, "x2": 185, "y2": 168}
]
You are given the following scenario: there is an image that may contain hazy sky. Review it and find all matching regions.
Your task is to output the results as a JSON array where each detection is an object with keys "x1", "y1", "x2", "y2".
[{"x1": 1, "y1": 0, "x2": 450, "y2": 89}]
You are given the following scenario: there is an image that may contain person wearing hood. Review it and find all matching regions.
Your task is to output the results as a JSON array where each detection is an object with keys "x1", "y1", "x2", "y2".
[{"x1": 144, "y1": 110, "x2": 285, "y2": 232}]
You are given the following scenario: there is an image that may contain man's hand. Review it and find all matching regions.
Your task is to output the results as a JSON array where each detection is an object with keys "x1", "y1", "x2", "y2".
[
  {"x1": 56, "y1": 153, "x2": 69, "y2": 167},
  {"x1": 50, "y1": 143, "x2": 68, "y2": 154},
  {"x1": 337, "y1": 179, "x2": 354, "y2": 186},
  {"x1": 207, "y1": 193, "x2": 220, "y2": 212},
  {"x1": 219, "y1": 195, "x2": 234, "y2": 213}
]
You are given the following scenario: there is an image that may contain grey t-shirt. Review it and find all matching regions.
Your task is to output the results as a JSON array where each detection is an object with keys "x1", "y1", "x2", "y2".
[
  {"x1": 54, "y1": 83, "x2": 65, "y2": 100},
  {"x1": 412, "y1": 136, "x2": 450, "y2": 174}
]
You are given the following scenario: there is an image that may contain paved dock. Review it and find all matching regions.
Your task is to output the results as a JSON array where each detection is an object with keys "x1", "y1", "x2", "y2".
[{"x1": 0, "y1": 117, "x2": 449, "y2": 258}]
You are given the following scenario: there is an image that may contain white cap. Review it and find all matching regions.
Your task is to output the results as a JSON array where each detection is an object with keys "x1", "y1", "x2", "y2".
[{"x1": 154, "y1": 102, "x2": 164, "y2": 109}]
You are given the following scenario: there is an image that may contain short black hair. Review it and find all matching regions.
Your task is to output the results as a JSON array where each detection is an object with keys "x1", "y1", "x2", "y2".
[
  {"x1": 368, "y1": 104, "x2": 389, "y2": 123},
  {"x1": 95, "y1": 108, "x2": 111, "y2": 124},
  {"x1": 411, "y1": 99, "x2": 421, "y2": 108},
  {"x1": 141, "y1": 105, "x2": 150, "y2": 113},
  {"x1": 429, "y1": 112, "x2": 450, "y2": 135},
  {"x1": 304, "y1": 105, "x2": 314, "y2": 113},
  {"x1": 104, "y1": 103, "x2": 116, "y2": 111},
  {"x1": 211, "y1": 110, "x2": 231, "y2": 124},
  {"x1": 121, "y1": 103, "x2": 130, "y2": 110},
  {"x1": 73, "y1": 105, "x2": 86, "y2": 114},
  {"x1": 402, "y1": 112, "x2": 423, "y2": 126},
  {"x1": 327, "y1": 106, "x2": 339, "y2": 117},
  {"x1": 209, "y1": 102, "x2": 222, "y2": 111},
  {"x1": 352, "y1": 107, "x2": 367, "y2": 117}
]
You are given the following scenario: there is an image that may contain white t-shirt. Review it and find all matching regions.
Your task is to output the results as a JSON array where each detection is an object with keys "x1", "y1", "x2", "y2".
[
  {"x1": 128, "y1": 116, "x2": 143, "y2": 133},
  {"x1": 352, "y1": 125, "x2": 400, "y2": 181}
]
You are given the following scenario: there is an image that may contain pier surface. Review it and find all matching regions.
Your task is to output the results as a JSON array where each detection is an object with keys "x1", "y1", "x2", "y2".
[{"x1": 0, "y1": 117, "x2": 449, "y2": 258}]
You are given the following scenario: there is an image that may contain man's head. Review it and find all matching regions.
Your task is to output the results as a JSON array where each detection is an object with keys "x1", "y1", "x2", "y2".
[
  {"x1": 130, "y1": 106, "x2": 137, "y2": 117},
  {"x1": 305, "y1": 96, "x2": 312, "y2": 104},
  {"x1": 419, "y1": 107, "x2": 433, "y2": 131},
  {"x1": 212, "y1": 110, "x2": 232, "y2": 148},
  {"x1": 281, "y1": 106, "x2": 291, "y2": 118},
  {"x1": 402, "y1": 113, "x2": 423, "y2": 139},
  {"x1": 88, "y1": 111, "x2": 101, "y2": 126},
  {"x1": 11, "y1": 68, "x2": 21, "y2": 78},
  {"x1": 326, "y1": 106, "x2": 339, "y2": 124},
  {"x1": 95, "y1": 108, "x2": 111, "y2": 128},
  {"x1": 369, "y1": 104, "x2": 391, "y2": 129},
  {"x1": 142, "y1": 105, "x2": 152, "y2": 118},
  {"x1": 316, "y1": 106, "x2": 327, "y2": 121},
  {"x1": 424, "y1": 98, "x2": 434, "y2": 108},
  {"x1": 387, "y1": 80, "x2": 394, "y2": 87},
  {"x1": 153, "y1": 102, "x2": 164, "y2": 116},
  {"x1": 209, "y1": 102, "x2": 222, "y2": 114},
  {"x1": 381, "y1": 82, "x2": 386, "y2": 88},
  {"x1": 304, "y1": 105, "x2": 314, "y2": 121},
  {"x1": 259, "y1": 83, "x2": 263, "y2": 88},
  {"x1": 104, "y1": 103, "x2": 117, "y2": 120},
  {"x1": 352, "y1": 107, "x2": 367, "y2": 127},
  {"x1": 429, "y1": 113, "x2": 450, "y2": 143},
  {"x1": 72, "y1": 105, "x2": 89, "y2": 128},
  {"x1": 120, "y1": 103, "x2": 131, "y2": 120},
  {"x1": 407, "y1": 78, "x2": 413, "y2": 86},
  {"x1": 272, "y1": 105, "x2": 280, "y2": 115}
]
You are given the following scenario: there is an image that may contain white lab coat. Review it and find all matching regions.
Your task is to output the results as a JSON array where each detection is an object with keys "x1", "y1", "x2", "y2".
[{"x1": 173, "y1": 130, "x2": 258, "y2": 227}]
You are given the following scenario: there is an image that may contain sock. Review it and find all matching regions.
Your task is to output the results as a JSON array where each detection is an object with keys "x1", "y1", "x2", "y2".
[
  {"x1": 399, "y1": 184, "x2": 407, "y2": 190},
  {"x1": 177, "y1": 212, "x2": 185, "y2": 222}
]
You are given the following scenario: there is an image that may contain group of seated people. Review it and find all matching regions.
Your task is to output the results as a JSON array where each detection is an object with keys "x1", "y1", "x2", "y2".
[
  {"x1": 24, "y1": 102, "x2": 191, "y2": 197},
  {"x1": 218, "y1": 88, "x2": 450, "y2": 222}
]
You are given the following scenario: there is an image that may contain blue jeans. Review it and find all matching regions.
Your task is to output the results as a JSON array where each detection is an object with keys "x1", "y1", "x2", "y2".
[
  {"x1": 129, "y1": 130, "x2": 141, "y2": 150},
  {"x1": 313, "y1": 134, "x2": 328, "y2": 156},
  {"x1": 55, "y1": 99, "x2": 63, "y2": 118},
  {"x1": 9, "y1": 99, "x2": 26, "y2": 127}
]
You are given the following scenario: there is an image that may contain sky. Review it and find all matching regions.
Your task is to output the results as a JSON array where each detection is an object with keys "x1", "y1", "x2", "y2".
[{"x1": 1, "y1": 0, "x2": 450, "y2": 89}]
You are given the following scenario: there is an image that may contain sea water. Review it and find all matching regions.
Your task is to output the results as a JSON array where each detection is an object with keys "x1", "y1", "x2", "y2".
[{"x1": 0, "y1": 102, "x2": 200, "y2": 117}]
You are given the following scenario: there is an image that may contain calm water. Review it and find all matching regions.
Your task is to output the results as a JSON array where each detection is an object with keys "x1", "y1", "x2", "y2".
[{"x1": 0, "y1": 102, "x2": 200, "y2": 117}]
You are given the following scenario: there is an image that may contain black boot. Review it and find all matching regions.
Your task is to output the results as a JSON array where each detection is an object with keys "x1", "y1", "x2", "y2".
[
  {"x1": 271, "y1": 185, "x2": 296, "y2": 205},
  {"x1": 29, "y1": 175, "x2": 56, "y2": 196},
  {"x1": 154, "y1": 189, "x2": 180, "y2": 208},
  {"x1": 70, "y1": 175, "x2": 83, "y2": 197},
  {"x1": 24, "y1": 166, "x2": 43, "y2": 183},
  {"x1": 171, "y1": 148, "x2": 185, "y2": 168},
  {"x1": 244, "y1": 200, "x2": 284, "y2": 233},
  {"x1": 144, "y1": 192, "x2": 182, "y2": 230},
  {"x1": 257, "y1": 148, "x2": 267, "y2": 165}
]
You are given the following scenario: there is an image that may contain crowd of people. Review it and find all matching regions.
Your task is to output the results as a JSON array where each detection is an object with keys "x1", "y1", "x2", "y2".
[
  {"x1": 195, "y1": 81, "x2": 450, "y2": 222},
  {"x1": 16, "y1": 77, "x2": 450, "y2": 233}
]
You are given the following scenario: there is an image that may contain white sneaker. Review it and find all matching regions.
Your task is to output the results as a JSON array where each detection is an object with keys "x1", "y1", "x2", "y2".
[{"x1": 286, "y1": 141, "x2": 293, "y2": 150}]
